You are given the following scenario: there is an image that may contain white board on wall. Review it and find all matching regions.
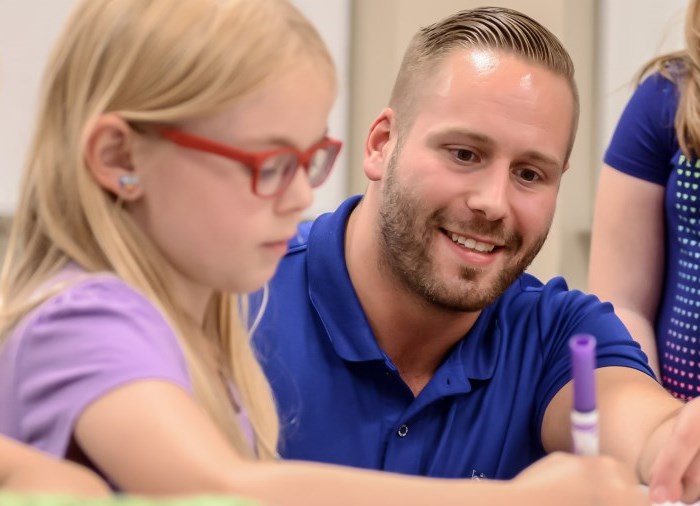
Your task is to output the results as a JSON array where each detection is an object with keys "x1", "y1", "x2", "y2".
[
  {"x1": 0, "y1": 0, "x2": 349, "y2": 217},
  {"x1": 0, "y1": 0, "x2": 77, "y2": 215},
  {"x1": 291, "y1": 0, "x2": 350, "y2": 217},
  {"x1": 597, "y1": 0, "x2": 688, "y2": 159}
]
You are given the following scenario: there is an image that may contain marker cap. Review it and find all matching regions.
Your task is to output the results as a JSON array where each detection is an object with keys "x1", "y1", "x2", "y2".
[{"x1": 569, "y1": 334, "x2": 597, "y2": 413}]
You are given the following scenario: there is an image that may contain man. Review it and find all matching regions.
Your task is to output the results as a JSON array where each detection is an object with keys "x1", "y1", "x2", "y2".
[{"x1": 253, "y1": 7, "x2": 697, "y2": 504}]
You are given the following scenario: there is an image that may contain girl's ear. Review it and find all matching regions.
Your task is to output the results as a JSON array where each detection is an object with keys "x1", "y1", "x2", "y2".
[
  {"x1": 83, "y1": 114, "x2": 143, "y2": 200},
  {"x1": 363, "y1": 107, "x2": 397, "y2": 181}
]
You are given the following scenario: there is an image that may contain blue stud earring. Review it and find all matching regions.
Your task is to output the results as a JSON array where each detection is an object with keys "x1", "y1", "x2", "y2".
[{"x1": 118, "y1": 174, "x2": 140, "y2": 192}]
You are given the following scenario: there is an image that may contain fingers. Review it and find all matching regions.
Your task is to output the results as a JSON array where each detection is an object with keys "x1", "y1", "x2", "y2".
[
  {"x1": 679, "y1": 455, "x2": 700, "y2": 504},
  {"x1": 648, "y1": 400, "x2": 700, "y2": 503},
  {"x1": 648, "y1": 433, "x2": 691, "y2": 502}
]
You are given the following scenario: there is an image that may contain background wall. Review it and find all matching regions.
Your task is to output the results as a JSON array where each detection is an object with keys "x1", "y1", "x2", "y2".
[
  {"x1": 598, "y1": 0, "x2": 688, "y2": 159},
  {"x1": 0, "y1": 0, "x2": 76, "y2": 216},
  {"x1": 0, "y1": 0, "x2": 693, "y2": 288}
]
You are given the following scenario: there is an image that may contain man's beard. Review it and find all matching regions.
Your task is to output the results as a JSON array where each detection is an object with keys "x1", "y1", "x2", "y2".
[{"x1": 377, "y1": 149, "x2": 548, "y2": 312}]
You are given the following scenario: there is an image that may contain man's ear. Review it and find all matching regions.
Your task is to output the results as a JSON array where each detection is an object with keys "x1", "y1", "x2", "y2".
[
  {"x1": 363, "y1": 107, "x2": 397, "y2": 181},
  {"x1": 83, "y1": 114, "x2": 143, "y2": 200}
]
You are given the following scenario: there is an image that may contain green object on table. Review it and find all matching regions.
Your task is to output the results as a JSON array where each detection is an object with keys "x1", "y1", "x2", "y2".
[{"x1": 0, "y1": 493, "x2": 262, "y2": 506}]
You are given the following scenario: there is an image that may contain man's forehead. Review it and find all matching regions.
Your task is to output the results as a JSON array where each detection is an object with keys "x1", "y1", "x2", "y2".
[
  {"x1": 433, "y1": 47, "x2": 558, "y2": 85},
  {"x1": 424, "y1": 48, "x2": 574, "y2": 117},
  {"x1": 395, "y1": 46, "x2": 576, "y2": 157}
]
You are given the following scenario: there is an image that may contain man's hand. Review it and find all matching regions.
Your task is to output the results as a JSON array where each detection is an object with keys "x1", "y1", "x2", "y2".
[
  {"x1": 642, "y1": 397, "x2": 700, "y2": 504},
  {"x1": 514, "y1": 452, "x2": 650, "y2": 506}
]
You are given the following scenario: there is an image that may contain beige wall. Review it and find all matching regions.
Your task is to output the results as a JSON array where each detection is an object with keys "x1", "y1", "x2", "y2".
[{"x1": 349, "y1": 0, "x2": 597, "y2": 290}]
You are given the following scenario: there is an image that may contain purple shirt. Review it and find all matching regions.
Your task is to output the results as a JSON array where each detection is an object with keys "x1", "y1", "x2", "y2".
[
  {"x1": 0, "y1": 272, "x2": 192, "y2": 459},
  {"x1": 0, "y1": 270, "x2": 255, "y2": 467}
]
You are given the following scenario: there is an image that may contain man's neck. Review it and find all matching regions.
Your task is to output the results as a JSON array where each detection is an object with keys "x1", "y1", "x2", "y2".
[{"x1": 344, "y1": 200, "x2": 480, "y2": 396}]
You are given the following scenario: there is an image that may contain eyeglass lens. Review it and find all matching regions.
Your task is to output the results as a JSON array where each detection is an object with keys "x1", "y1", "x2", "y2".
[{"x1": 256, "y1": 145, "x2": 335, "y2": 196}]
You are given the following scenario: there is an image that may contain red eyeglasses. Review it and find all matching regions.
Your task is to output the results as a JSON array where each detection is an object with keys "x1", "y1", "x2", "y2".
[{"x1": 156, "y1": 127, "x2": 342, "y2": 198}]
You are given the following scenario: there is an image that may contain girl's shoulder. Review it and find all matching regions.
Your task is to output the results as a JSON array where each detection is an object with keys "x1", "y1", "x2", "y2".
[
  {"x1": 4, "y1": 266, "x2": 186, "y2": 383},
  {"x1": 21, "y1": 266, "x2": 166, "y2": 336}
]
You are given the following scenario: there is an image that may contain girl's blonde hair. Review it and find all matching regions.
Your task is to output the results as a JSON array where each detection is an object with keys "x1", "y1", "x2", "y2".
[
  {"x1": 638, "y1": 0, "x2": 700, "y2": 158},
  {"x1": 0, "y1": 0, "x2": 335, "y2": 460}
]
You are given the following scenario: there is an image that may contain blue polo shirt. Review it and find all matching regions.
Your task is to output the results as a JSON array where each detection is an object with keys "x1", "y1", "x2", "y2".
[{"x1": 252, "y1": 195, "x2": 654, "y2": 479}]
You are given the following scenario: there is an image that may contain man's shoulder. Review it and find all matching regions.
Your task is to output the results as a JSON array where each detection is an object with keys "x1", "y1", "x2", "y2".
[
  {"x1": 505, "y1": 272, "x2": 569, "y2": 296},
  {"x1": 498, "y1": 274, "x2": 596, "y2": 312}
]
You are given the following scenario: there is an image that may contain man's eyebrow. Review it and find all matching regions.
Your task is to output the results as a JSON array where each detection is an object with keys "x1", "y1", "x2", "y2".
[
  {"x1": 430, "y1": 127, "x2": 494, "y2": 146},
  {"x1": 520, "y1": 150, "x2": 563, "y2": 169}
]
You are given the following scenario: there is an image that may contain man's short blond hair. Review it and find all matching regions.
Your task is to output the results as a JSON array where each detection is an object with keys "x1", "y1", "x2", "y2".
[{"x1": 389, "y1": 6, "x2": 579, "y2": 160}]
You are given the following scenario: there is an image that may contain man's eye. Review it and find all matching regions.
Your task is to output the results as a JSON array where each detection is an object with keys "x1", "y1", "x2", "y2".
[
  {"x1": 454, "y1": 149, "x2": 477, "y2": 162},
  {"x1": 518, "y1": 168, "x2": 540, "y2": 182}
]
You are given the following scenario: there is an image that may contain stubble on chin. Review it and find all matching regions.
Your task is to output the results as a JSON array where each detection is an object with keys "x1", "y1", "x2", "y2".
[{"x1": 377, "y1": 159, "x2": 549, "y2": 312}]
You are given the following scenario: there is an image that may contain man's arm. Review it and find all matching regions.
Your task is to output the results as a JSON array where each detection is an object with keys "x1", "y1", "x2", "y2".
[{"x1": 542, "y1": 366, "x2": 689, "y2": 502}]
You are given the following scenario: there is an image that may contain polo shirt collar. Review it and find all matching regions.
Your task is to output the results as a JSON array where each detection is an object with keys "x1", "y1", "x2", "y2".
[
  {"x1": 446, "y1": 306, "x2": 500, "y2": 382},
  {"x1": 307, "y1": 196, "x2": 383, "y2": 362},
  {"x1": 306, "y1": 195, "x2": 501, "y2": 383}
]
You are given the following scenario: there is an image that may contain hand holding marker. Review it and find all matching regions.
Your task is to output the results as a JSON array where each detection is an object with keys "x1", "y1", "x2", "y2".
[{"x1": 569, "y1": 334, "x2": 599, "y2": 456}]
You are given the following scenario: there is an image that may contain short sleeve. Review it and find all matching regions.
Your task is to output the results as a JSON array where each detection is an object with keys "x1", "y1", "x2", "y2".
[
  {"x1": 0, "y1": 276, "x2": 192, "y2": 457},
  {"x1": 604, "y1": 73, "x2": 680, "y2": 185},
  {"x1": 530, "y1": 279, "x2": 655, "y2": 436}
]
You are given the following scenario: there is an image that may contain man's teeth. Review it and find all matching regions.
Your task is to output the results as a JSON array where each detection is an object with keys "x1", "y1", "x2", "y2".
[{"x1": 450, "y1": 233, "x2": 495, "y2": 252}]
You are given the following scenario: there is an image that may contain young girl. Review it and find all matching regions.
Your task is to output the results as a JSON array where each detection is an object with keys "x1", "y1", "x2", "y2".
[{"x1": 0, "y1": 1, "x2": 649, "y2": 505}]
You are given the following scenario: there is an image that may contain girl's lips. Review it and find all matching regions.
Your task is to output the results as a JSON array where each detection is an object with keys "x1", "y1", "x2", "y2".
[
  {"x1": 263, "y1": 235, "x2": 294, "y2": 247},
  {"x1": 262, "y1": 238, "x2": 292, "y2": 255}
]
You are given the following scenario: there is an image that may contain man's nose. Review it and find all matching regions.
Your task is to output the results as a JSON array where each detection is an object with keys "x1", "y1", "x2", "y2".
[{"x1": 464, "y1": 163, "x2": 510, "y2": 221}]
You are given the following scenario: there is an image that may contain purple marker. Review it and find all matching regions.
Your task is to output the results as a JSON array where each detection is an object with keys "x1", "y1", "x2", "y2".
[{"x1": 569, "y1": 334, "x2": 599, "y2": 456}]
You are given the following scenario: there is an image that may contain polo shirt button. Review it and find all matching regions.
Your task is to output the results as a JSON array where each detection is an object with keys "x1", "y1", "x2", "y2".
[{"x1": 397, "y1": 424, "x2": 409, "y2": 437}]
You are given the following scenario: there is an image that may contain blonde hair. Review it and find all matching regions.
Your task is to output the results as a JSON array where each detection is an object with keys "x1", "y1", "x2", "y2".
[
  {"x1": 390, "y1": 6, "x2": 579, "y2": 161},
  {"x1": 0, "y1": 0, "x2": 334, "y2": 460},
  {"x1": 638, "y1": 0, "x2": 700, "y2": 158}
]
